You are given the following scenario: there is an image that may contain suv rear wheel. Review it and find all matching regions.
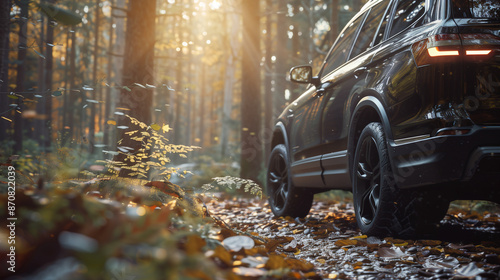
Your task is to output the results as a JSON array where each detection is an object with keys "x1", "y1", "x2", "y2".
[
  {"x1": 267, "y1": 144, "x2": 314, "y2": 218},
  {"x1": 352, "y1": 122, "x2": 449, "y2": 238}
]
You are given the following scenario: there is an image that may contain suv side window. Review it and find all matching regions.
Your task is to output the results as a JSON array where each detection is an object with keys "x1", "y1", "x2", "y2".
[
  {"x1": 350, "y1": 1, "x2": 391, "y2": 59},
  {"x1": 389, "y1": 0, "x2": 426, "y2": 38},
  {"x1": 373, "y1": 1, "x2": 394, "y2": 46},
  {"x1": 321, "y1": 15, "x2": 364, "y2": 76}
]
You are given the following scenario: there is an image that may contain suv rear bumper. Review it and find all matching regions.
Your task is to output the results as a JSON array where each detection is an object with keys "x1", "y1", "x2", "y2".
[{"x1": 390, "y1": 126, "x2": 500, "y2": 189}]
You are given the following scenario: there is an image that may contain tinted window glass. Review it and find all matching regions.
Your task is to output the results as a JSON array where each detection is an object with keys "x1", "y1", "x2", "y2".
[
  {"x1": 321, "y1": 15, "x2": 363, "y2": 76},
  {"x1": 373, "y1": 2, "x2": 393, "y2": 46},
  {"x1": 350, "y1": 1, "x2": 391, "y2": 59},
  {"x1": 389, "y1": 0, "x2": 426, "y2": 37},
  {"x1": 452, "y1": 0, "x2": 500, "y2": 19}
]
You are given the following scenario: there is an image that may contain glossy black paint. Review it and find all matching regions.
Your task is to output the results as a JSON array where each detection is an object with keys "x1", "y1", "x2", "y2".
[{"x1": 271, "y1": 0, "x2": 500, "y2": 199}]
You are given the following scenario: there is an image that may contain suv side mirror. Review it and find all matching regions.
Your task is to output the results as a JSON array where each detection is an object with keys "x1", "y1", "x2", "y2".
[{"x1": 289, "y1": 65, "x2": 320, "y2": 87}]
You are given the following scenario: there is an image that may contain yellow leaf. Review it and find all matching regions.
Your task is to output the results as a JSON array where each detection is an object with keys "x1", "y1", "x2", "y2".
[
  {"x1": 151, "y1": 123, "x2": 161, "y2": 131},
  {"x1": 162, "y1": 124, "x2": 172, "y2": 133},
  {"x1": 351, "y1": 235, "x2": 368, "y2": 239},
  {"x1": 107, "y1": 120, "x2": 116, "y2": 125},
  {"x1": 334, "y1": 239, "x2": 358, "y2": 247}
]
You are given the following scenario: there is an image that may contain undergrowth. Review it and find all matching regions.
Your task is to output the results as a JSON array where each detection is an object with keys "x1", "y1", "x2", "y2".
[{"x1": 0, "y1": 115, "x2": 265, "y2": 279}]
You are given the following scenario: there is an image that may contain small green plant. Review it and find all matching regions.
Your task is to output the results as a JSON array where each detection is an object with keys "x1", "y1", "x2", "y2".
[
  {"x1": 98, "y1": 115, "x2": 199, "y2": 181},
  {"x1": 202, "y1": 176, "x2": 263, "y2": 198}
]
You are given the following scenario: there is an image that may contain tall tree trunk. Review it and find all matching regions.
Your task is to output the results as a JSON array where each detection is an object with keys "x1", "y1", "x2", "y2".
[
  {"x1": 331, "y1": 0, "x2": 339, "y2": 42},
  {"x1": 240, "y1": 0, "x2": 262, "y2": 183},
  {"x1": 115, "y1": 0, "x2": 156, "y2": 177},
  {"x1": 274, "y1": 0, "x2": 287, "y2": 114},
  {"x1": 104, "y1": 0, "x2": 114, "y2": 147},
  {"x1": 198, "y1": 64, "x2": 206, "y2": 146},
  {"x1": 106, "y1": 0, "x2": 126, "y2": 152},
  {"x1": 14, "y1": 0, "x2": 29, "y2": 153},
  {"x1": 36, "y1": 0, "x2": 46, "y2": 146},
  {"x1": 221, "y1": 11, "x2": 239, "y2": 158},
  {"x1": 0, "y1": 0, "x2": 11, "y2": 143},
  {"x1": 43, "y1": 3, "x2": 54, "y2": 151},
  {"x1": 36, "y1": 0, "x2": 54, "y2": 151},
  {"x1": 89, "y1": 0, "x2": 100, "y2": 153},
  {"x1": 173, "y1": 6, "x2": 183, "y2": 146},
  {"x1": 63, "y1": 30, "x2": 77, "y2": 145},
  {"x1": 263, "y1": 0, "x2": 274, "y2": 161}
]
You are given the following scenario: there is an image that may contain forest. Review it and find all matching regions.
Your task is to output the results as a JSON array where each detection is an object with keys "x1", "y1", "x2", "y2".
[
  {"x1": 1, "y1": 0, "x2": 500, "y2": 279},
  {"x1": 0, "y1": 0, "x2": 362, "y2": 183}
]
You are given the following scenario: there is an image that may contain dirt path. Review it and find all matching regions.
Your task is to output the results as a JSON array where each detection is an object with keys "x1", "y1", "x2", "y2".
[{"x1": 206, "y1": 196, "x2": 500, "y2": 279}]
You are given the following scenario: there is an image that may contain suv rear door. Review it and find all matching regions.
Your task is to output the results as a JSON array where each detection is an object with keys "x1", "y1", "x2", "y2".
[{"x1": 320, "y1": 0, "x2": 391, "y2": 189}]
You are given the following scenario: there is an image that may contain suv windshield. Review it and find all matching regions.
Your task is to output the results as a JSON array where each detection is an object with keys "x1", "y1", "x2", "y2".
[{"x1": 452, "y1": 0, "x2": 500, "y2": 19}]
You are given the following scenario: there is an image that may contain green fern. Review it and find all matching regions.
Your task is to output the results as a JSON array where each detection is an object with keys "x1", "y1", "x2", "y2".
[{"x1": 202, "y1": 176, "x2": 262, "y2": 198}]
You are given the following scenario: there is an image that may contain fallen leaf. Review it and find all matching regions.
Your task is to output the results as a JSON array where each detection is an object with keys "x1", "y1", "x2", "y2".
[
  {"x1": 233, "y1": 267, "x2": 266, "y2": 277},
  {"x1": 418, "y1": 240, "x2": 442, "y2": 246},
  {"x1": 211, "y1": 245, "x2": 233, "y2": 267},
  {"x1": 265, "y1": 254, "x2": 287, "y2": 270},
  {"x1": 185, "y1": 235, "x2": 207, "y2": 255},
  {"x1": 334, "y1": 239, "x2": 358, "y2": 247},
  {"x1": 378, "y1": 247, "x2": 407, "y2": 259},
  {"x1": 266, "y1": 236, "x2": 293, "y2": 252},
  {"x1": 223, "y1": 235, "x2": 255, "y2": 251},
  {"x1": 285, "y1": 258, "x2": 315, "y2": 272},
  {"x1": 456, "y1": 262, "x2": 485, "y2": 277},
  {"x1": 241, "y1": 256, "x2": 268, "y2": 268}
]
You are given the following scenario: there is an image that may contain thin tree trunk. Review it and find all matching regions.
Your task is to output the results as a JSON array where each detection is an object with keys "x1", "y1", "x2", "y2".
[
  {"x1": 221, "y1": 11, "x2": 239, "y2": 158},
  {"x1": 104, "y1": 0, "x2": 114, "y2": 147},
  {"x1": 90, "y1": 0, "x2": 100, "y2": 153},
  {"x1": 0, "y1": 0, "x2": 11, "y2": 143},
  {"x1": 43, "y1": 4, "x2": 54, "y2": 151},
  {"x1": 274, "y1": 0, "x2": 287, "y2": 113},
  {"x1": 331, "y1": 0, "x2": 339, "y2": 42},
  {"x1": 63, "y1": 30, "x2": 77, "y2": 145},
  {"x1": 198, "y1": 64, "x2": 206, "y2": 146},
  {"x1": 173, "y1": 4, "x2": 183, "y2": 146},
  {"x1": 264, "y1": 0, "x2": 274, "y2": 161},
  {"x1": 14, "y1": 0, "x2": 29, "y2": 153},
  {"x1": 240, "y1": 0, "x2": 262, "y2": 183},
  {"x1": 36, "y1": 0, "x2": 46, "y2": 147}
]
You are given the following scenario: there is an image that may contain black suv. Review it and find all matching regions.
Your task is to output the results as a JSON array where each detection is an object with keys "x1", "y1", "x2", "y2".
[{"x1": 267, "y1": 0, "x2": 500, "y2": 237}]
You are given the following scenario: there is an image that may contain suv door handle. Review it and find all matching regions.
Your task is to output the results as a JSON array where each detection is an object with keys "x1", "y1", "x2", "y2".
[
  {"x1": 354, "y1": 67, "x2": 367, "y2": 79},
  {"x1": 314, "y1": 87, "x2": 326, "y2": 97}
]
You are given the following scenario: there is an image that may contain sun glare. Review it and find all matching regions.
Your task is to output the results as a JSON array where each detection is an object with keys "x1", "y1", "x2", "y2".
[{"x1": 209, "y1": 0, "x2": 222, "y2": 10}]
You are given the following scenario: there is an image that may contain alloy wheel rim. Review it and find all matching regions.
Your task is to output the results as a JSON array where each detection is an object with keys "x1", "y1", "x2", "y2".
[
  {"x1": 355, "y1": 136, "x2": 381, "y2": 225},
  {"x1": 268, "y1": 153, "x2": 289, "y2": 211}
]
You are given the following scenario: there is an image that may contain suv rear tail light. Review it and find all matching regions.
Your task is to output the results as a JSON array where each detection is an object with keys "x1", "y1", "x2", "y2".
[
  {"x1": 435, "y1": 128, "x2": 471, "y2": 136},
  {"x1": 465, "y1": 50, "x2": 492, "y2": 56},
  {"x1": 412, "y1": 34, "x2": 500, "y2": 66}
]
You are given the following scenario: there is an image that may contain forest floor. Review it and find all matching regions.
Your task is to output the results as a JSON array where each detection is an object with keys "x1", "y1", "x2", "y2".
[
  {"x1": 3, "y1": 177, "x2": 500, "y2": 280},
  {"x1": 206, "y1": 194, "x2": 500, "y2": 279}
]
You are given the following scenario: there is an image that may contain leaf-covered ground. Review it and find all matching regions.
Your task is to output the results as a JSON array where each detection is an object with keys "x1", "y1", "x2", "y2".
[
  {"x1": 2, "y1": 178, "x2": 500, "y2": 280},
  {"x1": 206, "y1": 194, "x2": 500, "y2": 279}
]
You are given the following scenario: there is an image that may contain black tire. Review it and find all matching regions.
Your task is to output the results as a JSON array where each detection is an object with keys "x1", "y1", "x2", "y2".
[
  {"x1": 352, "y1": 122, "x2": 448, "y2": 238},
  {"x1": 267, "y1": 144, "x2": 314, "y2": 218}
]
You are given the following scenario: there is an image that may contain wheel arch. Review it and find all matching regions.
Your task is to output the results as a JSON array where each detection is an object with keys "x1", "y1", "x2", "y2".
[
  {"x1": 348, "y1": 95, "x2": 393, "y2": 174},
  {"x1": 270, "y1": 122, "x2": 289, "y2": 153}
]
